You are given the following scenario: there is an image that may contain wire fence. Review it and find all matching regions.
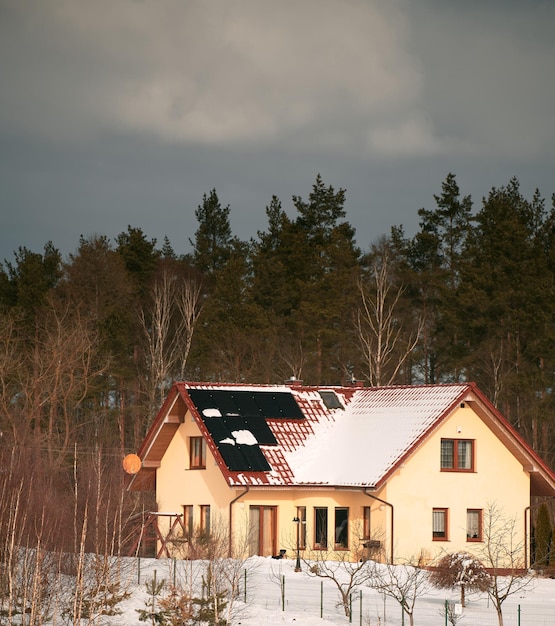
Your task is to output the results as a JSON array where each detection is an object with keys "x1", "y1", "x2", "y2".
[
  {"x1": 133, "y1": 557, "x2": 555, "y2": 626},
  {"x1": 238, "y1": 568, "x2": 555, "y2": 626}
]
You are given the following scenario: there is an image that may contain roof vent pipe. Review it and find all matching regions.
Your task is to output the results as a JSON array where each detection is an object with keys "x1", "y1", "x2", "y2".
[{"x1": 285, "y1": 376, "x2": 303, "y2": 388}]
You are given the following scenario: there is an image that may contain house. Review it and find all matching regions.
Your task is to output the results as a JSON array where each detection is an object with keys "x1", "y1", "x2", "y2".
[{"x1": 127, "y1": 380, "x2": 555, "y2": 566}]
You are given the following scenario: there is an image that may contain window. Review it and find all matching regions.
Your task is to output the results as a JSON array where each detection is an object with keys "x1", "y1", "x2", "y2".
[
  {"x1": 190, "y1": 437, "x2": 206, "y2": 469},
  {"x1": 200, "y1": 505, "x2": 211, "y2": 534},
  {"x1": 467, "y1": 509, "x2": 482, "y2": 541},
  {"x1": 441, "y1": 439, "x2": 474, "y2": 471},
  {"x1": 183, "y1": 505, "x2": 193, "y2": 537},
  {"x1": 433, "y1": 508, "x2": 449, "y2": 540},
  {"x1": 314, "y1": 507, "x2": 328, "y2": 548},
  {"x1": 296, "y1": 506, "x2": 307, "y2": 550},
  {"x1": 363, "y1": 506, "x2": 371, "y2": 540},
  {"x1": 335, "y1": 508, "x2": 349, "y2": 549}
]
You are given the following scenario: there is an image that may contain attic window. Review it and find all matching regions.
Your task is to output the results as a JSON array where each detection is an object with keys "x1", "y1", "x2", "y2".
[
  {"x1": 190, "y1": 437, "x2": 206, "y2": 469},
  {"x1": 441, "y1": 439, "x2": 474, "y2": 472},
  {"x1": 318, "y1": 391, "x2": 344, "y2": 410}
]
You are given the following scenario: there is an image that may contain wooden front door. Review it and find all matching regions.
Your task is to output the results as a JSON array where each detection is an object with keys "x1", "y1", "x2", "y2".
[{"x1": 248, "y1": 506, "x2": 277, "y2": 556}]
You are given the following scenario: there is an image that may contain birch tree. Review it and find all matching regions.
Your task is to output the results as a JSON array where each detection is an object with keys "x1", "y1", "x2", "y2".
[
  {"x1": 140, "y1": 264, "x2": 203, "y2": 412},
  {"x1": 357, "y1": 237, "x2": 421, "y2": 386}
]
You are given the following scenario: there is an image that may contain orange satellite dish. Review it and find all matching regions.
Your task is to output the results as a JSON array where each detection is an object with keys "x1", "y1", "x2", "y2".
[{"x1": 122, "y1": 453, "x2": 142, "y2": 475}]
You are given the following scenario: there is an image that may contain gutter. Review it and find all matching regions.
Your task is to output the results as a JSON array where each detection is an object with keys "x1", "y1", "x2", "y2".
[
  {"x1": 228, "y1": 487, "x2": 250, "y2": 557},
  {"x1": 363, "y1": 488, "x2": 394, "y2": 564}
]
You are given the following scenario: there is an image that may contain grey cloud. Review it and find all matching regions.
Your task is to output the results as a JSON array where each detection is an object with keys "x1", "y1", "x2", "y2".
[{"x1": 1, "y1": 0, "x2": 555, "y2": 262}]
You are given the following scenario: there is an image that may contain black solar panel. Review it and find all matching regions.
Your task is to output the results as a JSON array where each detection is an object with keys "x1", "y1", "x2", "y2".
[
  {"x1": 189, "y1": 388, "x2": 303, "y2": 472},
  {"x1": 202, "y1": 416, "x2": 277, "y2": 446},
  {"x1": 216, "y1": 443, "x2": 271, "y2": 472},
  {"x1": 242, "y1": 417, "x2": 277, "y2": 445},
  {"x1": 188, "y1": 389, "x2": 304, "y2": 419},
  {"x1": 201, "y1": 415, "x2": 276, "y2": 472},
  {"x1": 201, "y1": 417, "x2": 230, "y2": 442}
]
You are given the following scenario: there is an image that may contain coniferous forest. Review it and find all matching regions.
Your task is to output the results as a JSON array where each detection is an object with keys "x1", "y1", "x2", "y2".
[{"x1": 1, "y1": 172, "x2": 554, "y2": 554}]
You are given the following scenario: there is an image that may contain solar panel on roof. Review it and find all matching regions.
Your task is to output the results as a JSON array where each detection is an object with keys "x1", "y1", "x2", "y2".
[
  {"x1": 188, "y1": 389, "x2": 304, "y2": 419},
  {"x1": 216, "y1": 443, "x2": 271, "y2": 472},
  {"x1": 252, "y1": 391, "x2": 305, "y2": 418},
  {"x1": 201, "y1": 417, "x2": 230, "y2": 442},
  {"x1": 202, "y1": 416, "x2": 277, "y2": 446},
  {"x1": 187, "y1": 388, "x2": 303, "y2": 474},
  {"x1": 231, "y1": 392, "x2": 261, "y2": 416},
  {"x1": 210, "y1": 390, "x2": 240, "y2": 415},
  {"x1": 200, "y1": 414, "x2": 276, "y2": 472},
  {"x1": 243, "y1": 417, "x2": 277, "y2": 445}
]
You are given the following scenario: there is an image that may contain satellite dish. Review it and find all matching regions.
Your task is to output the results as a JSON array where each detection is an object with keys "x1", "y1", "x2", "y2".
[{"x1": 122, "y1": 453, "x2": 142, "y2": 475}]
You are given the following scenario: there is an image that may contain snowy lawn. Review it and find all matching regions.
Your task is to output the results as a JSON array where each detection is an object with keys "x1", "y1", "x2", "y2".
[{"x1": 107, "y1": 554, "x2": 555, "y2": 626}]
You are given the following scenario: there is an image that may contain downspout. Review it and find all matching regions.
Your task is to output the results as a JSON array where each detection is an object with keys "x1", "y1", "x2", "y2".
[
  {"x1": 364, "y1": 488, "x2": 394, "y2": 564},
  {"x1": 524, "y1": 505, "x2": 530, "y2": 569},
  {"x1": 228, "y1": 487, "x2": 250, "y2": 557}
]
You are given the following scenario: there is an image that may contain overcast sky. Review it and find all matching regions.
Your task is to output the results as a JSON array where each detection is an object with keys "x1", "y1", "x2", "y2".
[{"x1": 1, "y1": 0, "x2": 554, "y2": 262}]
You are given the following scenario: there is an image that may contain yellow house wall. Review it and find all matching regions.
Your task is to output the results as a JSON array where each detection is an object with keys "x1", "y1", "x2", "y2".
[
  {"x1": 229, "y1": 489, "x2": 388, "y2": 560},
  {"x1": 155, "y1": 403, "x2": 530, "y2": 564},
  {"x1": 157, "y1": 410, "x2": 232, "y2": 537},
  {"x1": 383, "y1": 403, "x2": 529, "y2": 564},
  {"x1": 156, "y1": 410, "x2": 389, "y2": 559}
]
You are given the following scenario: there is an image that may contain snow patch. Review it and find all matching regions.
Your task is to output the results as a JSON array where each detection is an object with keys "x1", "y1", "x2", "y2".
[{"x1": 231, "y1": 429, "x2": 258, "y2": 445}]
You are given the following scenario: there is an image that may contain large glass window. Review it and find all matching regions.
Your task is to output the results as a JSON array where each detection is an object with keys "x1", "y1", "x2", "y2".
[
  {"x1": 335, "y1": 508, "x2": 349, "y2": 549},
  {"x1": 441, "y1": 439, "x2": 474, "y2": 471},
  {"x1": 314, "y1": 507, "x2": 328, "y2": 549}
]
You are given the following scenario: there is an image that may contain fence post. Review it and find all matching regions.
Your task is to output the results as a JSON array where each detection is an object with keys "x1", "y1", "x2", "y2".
[
  {"x1": 320, "y1": 581, "x2": 323, "y2": 619},
  {"x1": 359, "y1": 589, "x2": 362, "y2": 626},
  {"x1": 444, "y1": 600, "x2": 448, "y2": 626},
  {"x1": 349, "y1": 592, "x2": 352, "y2": 623},
  {"x1": 243, "y1": 569, "x2": 247, "y2": 603},
  {"x1": 281, "y1": 575, "x2": 285, "y2": 611},
  {"x1": 518, "y1": 604, "x2": 521, "y2": 626},
  {"x1": 137, "y1": 556, "x2": 141, "y2": 585}
]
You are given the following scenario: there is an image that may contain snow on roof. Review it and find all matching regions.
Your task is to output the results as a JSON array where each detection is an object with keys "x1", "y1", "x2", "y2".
[
  {"x1": 181, "y1": 382, "x2": 469, "y2": 488},
  {"x1": 286, "y1": 384, "x2": 469, "y2": 487}
]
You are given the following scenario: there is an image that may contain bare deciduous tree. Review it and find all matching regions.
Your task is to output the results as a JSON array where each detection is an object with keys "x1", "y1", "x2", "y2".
[
  {"x1": 300, "y1": 524, "x2": 375, "y2": 618},
  {"x1": 368, "y1": 556, "x2": 430, "y2": 626},
  {"x1": 477, "y1": 503, "x2": 532, "y2": 626},
  {"x1": 140, "y1": 267, "x2": 203, "y2": 412},
  {"x1": 3, "y1": 299, "x2": 108, "y2": 465},
  {"x1": 356, "y1": 239, "x2": 422, "y2": 386}
]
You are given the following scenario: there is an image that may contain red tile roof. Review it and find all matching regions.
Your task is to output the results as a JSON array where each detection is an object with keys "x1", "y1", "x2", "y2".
[{"x1": 131, "y1": 381, "x2": 555, "y2": 495}]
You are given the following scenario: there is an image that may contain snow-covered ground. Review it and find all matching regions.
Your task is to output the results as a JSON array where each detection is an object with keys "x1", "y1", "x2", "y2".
[{"x1": 108, "y1": 554, "x2": 555, "y2": 626}]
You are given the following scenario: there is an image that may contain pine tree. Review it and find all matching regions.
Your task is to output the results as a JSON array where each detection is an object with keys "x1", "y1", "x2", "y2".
[{"x1": 535, "y1": 503, "x2": 552, "y2": 568}]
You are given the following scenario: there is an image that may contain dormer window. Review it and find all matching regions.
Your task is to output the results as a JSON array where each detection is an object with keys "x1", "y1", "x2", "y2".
[
  {"x1": 441, "y1": 439, "x2": 474, "y2": 471},
  {"x1": 318, "y1": 390, "x2": 344, "y2": 410}
]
